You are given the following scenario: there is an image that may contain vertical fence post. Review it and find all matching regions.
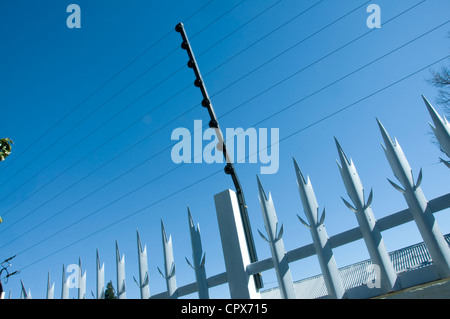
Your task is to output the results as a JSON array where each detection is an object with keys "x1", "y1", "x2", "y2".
[
  {"x1": 293, "y1": 159, "x2": 346, "y2": 299},
  {"x1": 186, "y1": 207, "x2": 209, "y2": 299},
  {"x1": 422, "y1": 96, "x2": 450, "y2": 168},
  {"x1": 214, "y1": 189, "x2": 261, "y2": 299},
  {"x1": 377, "y1": 119, "x2": 450, "y2": 278},
  {"x1": 46, "y1": 271, "x2": 55, "y2": 299},
  {"x1": 96, "y1": 249, "x2": 105, "y2": 299},
  {"x1": 158, "y1": 220, "x2": 178, "y2": 299},
  {"x1": 136, "y1": 229, "x2": 150, "y2": 299},
  {"x1": 335, "y1": 138, "x2": 400, "y2": 293},
  {"x1": 116, "y1": 241, "x2": 127, "y2": 299},
  {"x1": 61, "y1": 264, "x2": 69, "y2": 299},
  {"x1": 256, "y1": 177, "x2": 296, "y2": 299}
]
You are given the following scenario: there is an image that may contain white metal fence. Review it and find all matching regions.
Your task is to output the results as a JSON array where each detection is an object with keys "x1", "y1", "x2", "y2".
[{"x1": 12, "y1": 96, "x2": 450, "y2": 299}]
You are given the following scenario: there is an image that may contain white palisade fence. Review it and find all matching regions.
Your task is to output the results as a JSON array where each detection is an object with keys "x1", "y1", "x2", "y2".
[{"x1": 14, "y1": 96, "x2": 450, "y2": 299}]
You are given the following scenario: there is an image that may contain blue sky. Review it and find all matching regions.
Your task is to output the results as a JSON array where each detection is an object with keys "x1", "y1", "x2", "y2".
[{"x1": 0, "y1": 0, "x2": 449, "y2": 299}]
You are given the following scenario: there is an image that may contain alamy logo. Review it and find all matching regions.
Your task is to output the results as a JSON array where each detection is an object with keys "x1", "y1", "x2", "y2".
[
  {"x1": 171, "y1": 120, "x2": 279, "y2": 174},
  {"x1": 66, "y1": 264, "x2": 81, "y2": 288},
  {"x1": 366, "y1": 4, "x2": 381, "y2": 29},
  {"x1": 66, "y1": 4, "x2": 81, "y2": 29}
]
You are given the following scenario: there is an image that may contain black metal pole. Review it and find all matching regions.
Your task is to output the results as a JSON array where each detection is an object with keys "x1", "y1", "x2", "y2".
[{"x1": 175, "y1": 22, "x2": 263, "y2": 290}]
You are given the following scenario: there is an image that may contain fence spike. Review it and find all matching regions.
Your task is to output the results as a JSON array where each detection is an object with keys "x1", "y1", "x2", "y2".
[
  {"x1": 78, "y1": 257, "x2": 87, "y2": 299},
  {"x1": 137, "y1": 228, "x2": 144, "y2": 254},
  {"x1": 422, "y1": 95, "x2": 450, "y2": 159},
  {"x1": 96, "y1": 249, "x2": 105, "y2": 299},
  {"x1": 187, "y1": 208, "x2": 205, "y2": 268},
  {"x1": 61, "y1": 264, "x2": 69, "y2": 299},
  {"x1": 20, "y1": 280, "x2": 31, "y2": 299},
  {"x1": 186, "y1": 208, "x2": 209, "y2": 299},
  {"x1": 161, "y1": 219, "x2": 171, "y2": 245},
  {"x1": 377, "y1": 118, "x2": 450, "y2": 278},
  {"x1": 46, "y1": 271, "x2": 54, "y2": 299},
  {"x1": 257, "y1": 175, "x2": 296, "y2": 299},
  {"x1": 293, "y1": 158, "x2": 322, "y2": 226},
  {"x1": 293, "y1": 159, "x2": 346, "y2": 299},
  {"x1": 335, "y1": 137, "x2": 365, "y2": 207},
  {"x1": 335, "y1": 136, "x2": 400, "y2": 293},
  {"x1": 115, "y1": 240, "x2": 126, "y2": 299},
  {"x1": 160, "y1": 219, "x2": 178, "y2": 299},
  {"x1": 136, "y1": 228, "x2": 150, "y2": 299},
  {"x1": 377, "y1": 119, "x2": 416, "y2": 189}
]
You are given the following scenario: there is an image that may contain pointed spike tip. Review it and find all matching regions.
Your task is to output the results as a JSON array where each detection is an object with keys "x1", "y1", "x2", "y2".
[
  {"x1": 376, "y1": 118, "x2": 397, "y2": 150},
  {"x1": 423, "y1": 95, "x2": 447, "y2": 126},
  {"x1": 256, "y1": 175, "x2": 268, "y2": 201},
  {"x1": 333, "y1": 136, "x2": 342, "y2": 152},
  {"x1": 161, "y1": 219, "x2": 172, "y2": 245},
  {"x1": 161, "y1": 219, "x2": 167, "y2": 239},
  {"x1": 116, "y1": 241, "x2": 120, "y2": 260},
  {"x1": 115, "y1": 240, "x2": 125, "y2": 262},
  {"x1": 187, "y1": 206, "x2": 194, "y2": 228},
  {"x1": 376, "y1": 118, "x2": 390, "y2": 140},
  {"x1": 96, "y1": 249, "x2": 101, "y2": 269},
  {"x1": 422, "y1": 95, "x2": 435, "y2": 112},
  {"x1": 137, "y1": 229, "x2": 144, "y2": 254},
  {"x1": 293, "y1": 157, "x2": 308, "y2": 185},
  {"x1": 334, "y1": 136, "x2": 351, "y2": 167}
]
